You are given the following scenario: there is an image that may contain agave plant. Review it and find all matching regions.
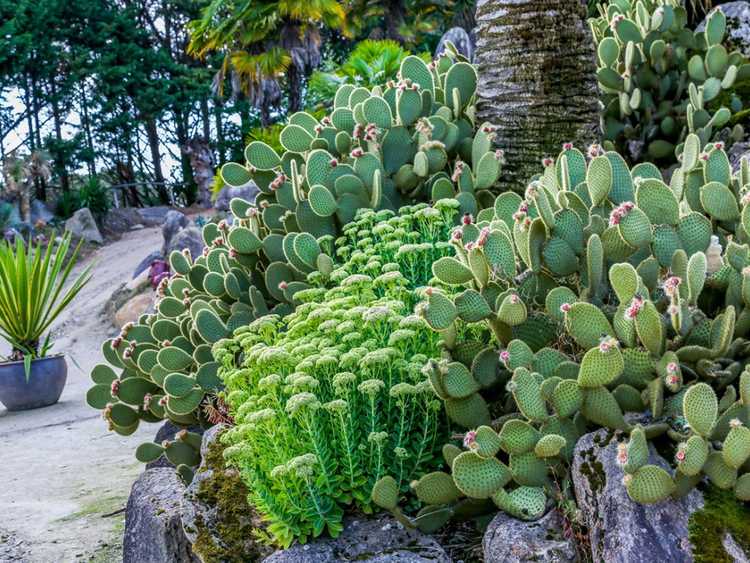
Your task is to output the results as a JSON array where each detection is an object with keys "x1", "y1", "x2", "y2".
[{"x1": 0, "y1": 232, "x2": 91, "y2": 361}]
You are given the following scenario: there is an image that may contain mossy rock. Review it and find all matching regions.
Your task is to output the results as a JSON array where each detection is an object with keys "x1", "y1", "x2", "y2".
[
  {"x1": 689, "y1": 486, "x2": 750, "y2": 563},
  {"x1": 181, "y1": 425, "x2": 271, "y2": 562}
]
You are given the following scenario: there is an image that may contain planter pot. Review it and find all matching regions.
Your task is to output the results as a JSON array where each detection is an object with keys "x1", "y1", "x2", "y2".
[{"x1": 0, "y1": 355, "x2": 67, "y2": 411}]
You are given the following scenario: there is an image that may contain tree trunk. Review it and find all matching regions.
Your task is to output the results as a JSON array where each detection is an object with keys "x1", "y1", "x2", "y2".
[
  {"x1": 183, "y1": 137, "x2": 214, "y2": 208},
  {"x1": 475, "y1": 0, "x2": 600, "y2": 190},
  {"x1": 144, "y1": 117, "x2": 170, "y2": 204},
  {"x1": 79, "y1": 82, "x2": 96, "y2": 177},
  {"x1": 174, "y1": 109, "x2": 196, "y2": 204},
  {"x1": 50, "y1": 81, "x2": 70, "y2": 193},
  {"x1": 287, "y1": 64, "x2": 302, "y2": 115},
  {"x1": 214, "y1": 99, "x2": 225, "y2": 165}
]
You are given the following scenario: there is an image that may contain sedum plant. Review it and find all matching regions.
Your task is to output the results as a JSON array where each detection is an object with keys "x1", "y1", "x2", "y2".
[
  {"x1": 590, "y1": 0, "x2": 749, "y2": 163},
  {"x1": 85, "y1": 48, "x2": 502, "y2": 481},
  {"x1": 212, "y1": 202, "x2": 468, "y2": 546},
  {"x1": 373, "y1": 137, "x2": 750, "y2": 528}
]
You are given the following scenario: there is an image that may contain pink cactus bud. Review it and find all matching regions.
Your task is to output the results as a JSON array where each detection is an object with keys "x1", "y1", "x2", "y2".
[
  {"x1": 499, "y1": 350, "x2": 510, "y2": 363},
  {"x1": 477, "y1": 227, "x2": 490, "y2": 247},
  {"x1": 667, "y1": 362, "x2": 678, "y2": 374},
  {"x1": 563, "y1": 142, "x2": 574, "y2": 151},
  {"x1": 143, "y1": 394, "x2": 152, "y2": 409},
  {"x1": 330, "y1": 158, "x2": 338, "y2": 167},
  {"x1": 675, "y1": 448, "x2": 686, "y2": 462},
  {"x1": 462, "y1": 213, "x2": 474, "y2": 226},
  {"x1": 616, "y1": 443, "x2": 628, "y2": 466},
  {"x1": 465, "y1": 241, "x2": 476, "y2": 251},
  {"x1": 666, "y1": 374, "x2": 679, "y2": 386},
  {"x1": 542, "y1": 157, "x2": 554, "y2": 167},
  {"x1": 451, "y1": 230, "x2": 463, "y2": 242},
  {"x1": 463, "y1": 430, "x2": 478, "y2": 449},
  {"x1": 229, "y1": 248, "x2": 238, "y2": 259},
  {"x1": 599, "y1": 335, "x2": 618, "y2": 353},
  {"x1": 351, "y1": 148, "x2": 364, "y2": 158},
  {"x1": 494, "y1": 149, "x2": 504, "y2": 160},
  {"x1": 110, "y1": 380, "x2": 120, "y2": 396},
  {"x1": 278, "y1": 281, "x2": 288, "y2": 291},
  {"x1": 560, "y1": 303, "x2": 572, "y2": 313},
  {"x1": 714, "y1": 142, "x2": 724, "y2": 150},
  {"x1": 730, "y1": 418, "x2": 743, "y2": 429},
  {"x1": 510, "y1": 294, "x2": 520, "y2": 304},
  {"x1": 700, "y1": 153, "x2": 709, "y2": 161},
  {"x1": 159, "y1": 397, "x2": 168, "y2": 406},
  {"x1": 425, "y1": 287, "x2": 434, "y2": 297}
]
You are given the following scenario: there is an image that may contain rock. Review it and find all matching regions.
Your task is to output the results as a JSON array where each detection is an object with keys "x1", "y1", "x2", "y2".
[
  {"x1": 114, "y1": 292, "x2": 155, "y2": 328},
  {"x1": 162, "y1": 210, "x2": 189, "y2": 255},
  {"x1": 181, "y1": 425, "x2": 272, "y2": 562},
  {"x1": 126, "y1": 268, "x2": 151, "y2": 293},
  {"x1": 123, "y1": 468, "x2": 199, "y2": 563},
  {"x1": 133, "y1": 250, "x2": 164, "y2": 279},
  {"x1": 698, "y1": 2, "x2": 750, "y2": 57},
  {"x1": 102, "y1": 208, "x2": 143, "y2": 236},
  {"x1": 722, "y1": 533, "x2": 750, "y2": 563},
  {"x1": 64, "y1": 208, "x2": 103, "y2": 244},
  {"x1": 137, "y1": 206, "x2": 174, "y2": 227},
  {"x1": 214, "y1": 184, "x2": 259, "y2": 213},
  {"x1": 166, "y1": 226, "x2": 205, "y2": 261},
  {"x1": 435, "y1": 27, "x2": 474, "y2": 62},
  {"x1": 263, "y1": 515, "x2": 450, "y2": 563},
  {"x1": 29, "y1": 199, "x2": 54, "y2": 225},
  {"x1": 729, "y1": 140, "x2": 750, "y2": 174},
  {"x1": 483, "y1": 510, "x2": 577, "y2": 562},
  {"x1": 571, "y1": 428, "x2": 703, "y2": 563}
]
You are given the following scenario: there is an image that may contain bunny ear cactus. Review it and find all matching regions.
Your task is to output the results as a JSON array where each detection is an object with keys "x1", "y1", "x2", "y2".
[
  {"x1": 374, "y1": 141, "x2": 750, "y2": 530},
  {"x1": 222, "y1": 52, "x2": 502, "y2": 234},
  {"x1": 589, "y1": 0, "x2": 748, "y2": 165}
]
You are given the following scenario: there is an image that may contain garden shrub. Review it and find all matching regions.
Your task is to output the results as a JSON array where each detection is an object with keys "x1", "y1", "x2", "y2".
[
  {"x1": 212, "y1": 201, "x2": 464, "y2": 546},
  {"x1": 371, "y1": 138, "x2": 750, "y2": 529},
  {"x1": 590, "y1": 0, "x2": 749, "y2": 164}
]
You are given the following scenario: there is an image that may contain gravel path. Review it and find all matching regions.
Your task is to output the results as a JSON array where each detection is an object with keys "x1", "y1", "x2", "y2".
[{"x1": 0, "y1": 225, "x2": 166, "y2": 562}]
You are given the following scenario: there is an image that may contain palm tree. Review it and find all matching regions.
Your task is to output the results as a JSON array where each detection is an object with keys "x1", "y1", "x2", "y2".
[
  {"x1": 188, "y1": 0, "x2": 346, "y2": 124},
  {"x1": 474, "y1": 0, "x2": 600, "y2": 189}
]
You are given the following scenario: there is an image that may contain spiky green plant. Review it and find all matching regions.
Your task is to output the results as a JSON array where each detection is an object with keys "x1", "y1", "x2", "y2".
[
  {"x1": 0, "y1": 232, "x2": 91, "y2": 362},
  {"x1": 590, "y1": 0, "x2": 749, "y2": 164},
  {"x1": 372, "y1": 138, "x2": 750, "y2": 528},
  {"x1": 212, "y1": 202, "x2": 465, "y2": 546}
]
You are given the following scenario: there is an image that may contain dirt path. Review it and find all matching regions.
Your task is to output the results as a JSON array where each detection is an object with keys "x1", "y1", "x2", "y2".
[{"x1": 0, "y1": 225, "x2": 167, "y2": 562}]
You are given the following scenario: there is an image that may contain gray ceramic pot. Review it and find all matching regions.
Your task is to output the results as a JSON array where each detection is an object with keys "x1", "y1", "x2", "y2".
[{"x1": 0, "y1": 355, "x2": 67, "y2": 411}]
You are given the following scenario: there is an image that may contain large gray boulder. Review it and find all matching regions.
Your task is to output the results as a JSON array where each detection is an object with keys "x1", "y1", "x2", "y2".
[
  {"x1": 698, "y1": 2, "x2": 750, "y2": 57},
  {"x1": 166, "y1": 226, "x2": 204, "y2": 260},
  {"x1": 137, "y1": 206, "x2": 174, "y2": 227},
  {"x1": 483, "y1": 510, "x2": 577, "y2": 562},
  {"x1": 435, "y1": 27, "x2": 474, "y2": 62},
  {"x1": 263, "y1": 515, "x2": 451, "y2": 563},
  {"x1": 123, "y1": 468, "x2": 199, "y2": 563},
  {"x1": 571, "y1": 428, "x2": 703, "y2": 563},
  {"x1": 161, "y1": 210, "x2": 189, "y2": 254},
  {"x1": 64, "y1": 207, "x2": 103, "y2": 244},
  {"x1": 102, "y1": 207, "x2": 143, "y2": 236},
  {"x1": 214, "y1": 184, "x2": 259, "y2": 213}
]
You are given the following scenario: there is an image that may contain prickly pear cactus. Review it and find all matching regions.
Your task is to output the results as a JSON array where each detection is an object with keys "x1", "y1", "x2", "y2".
[
  {"x1": 590, "y1": 0, "x2": 749, "y2": 164},
  {"x1": 211, "y1": 202, "x2": 463, "y2": 546},
  {"x1": 372, "y1": 139, "x2": 750, "y2": 529}
]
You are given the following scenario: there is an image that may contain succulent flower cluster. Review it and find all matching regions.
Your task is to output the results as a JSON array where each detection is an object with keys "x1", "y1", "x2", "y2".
[
  {"x1": 589, "y1": 0, "x2": 749, "y2": 163},
  {"x1": 213, "y1": 202, "x2": 463, "y2": 546},
  {"x1": 371, "y1": 137, "x2": 750, "y2": 529}
]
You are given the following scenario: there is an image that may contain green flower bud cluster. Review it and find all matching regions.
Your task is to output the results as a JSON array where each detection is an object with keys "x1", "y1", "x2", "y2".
[{"x1": 212, "y1": 202, "x2": 461, "y2": 547}]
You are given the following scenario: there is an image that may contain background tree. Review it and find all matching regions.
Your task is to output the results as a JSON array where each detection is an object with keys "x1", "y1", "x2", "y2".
[{"x1": 474, "y1": 0, "x2": 600, "y2": 189}]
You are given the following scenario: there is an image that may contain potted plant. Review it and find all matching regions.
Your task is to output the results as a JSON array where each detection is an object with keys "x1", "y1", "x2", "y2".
[{"x1": 0, "y1": 232, "x2": 91, "y2": 411}]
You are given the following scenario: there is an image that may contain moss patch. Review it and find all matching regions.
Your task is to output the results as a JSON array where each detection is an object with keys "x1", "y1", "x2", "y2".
[
  {"x1": 191, "y1": 430, "x2": 272, "y2": 562},
  {"x1": 689, "y1": 486, "x2": 750, "y2": 563}
]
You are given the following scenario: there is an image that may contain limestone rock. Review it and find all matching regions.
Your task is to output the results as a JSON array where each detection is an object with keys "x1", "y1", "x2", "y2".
[
  {"x1": 102, "y1": 208, "x2": 143, "y2": 236},
  {"x1": 65, "y1": 208, "x2": 103, "y2": 244},
  {"x1": 435, "y1": 27, "x2": 474, "y2": 62},
  {"x1": 483, "y1": 510, "x2": 577, "y2": 562},
  {"x1": 263, "y1": 515, "x2": 450, "y2": 563},
  {"x1": 137, "y1": 206, "x2": 174, "y2": 227},
  {"x1": 114, "y1": 292, "x2": 155, "y2": 328},
  {"x1": 123, "y1": 468, "x2": 199, "y2": 563},
  {"x1": 214, "y1": 184, "x2": 259, "y2": 213},
  {"x1": 571, "y1": 428, "x2": 703, "y2": 563},
  {"x1": 166, "y1": 226, "x2": 204, "y2": 261},
  {"x1": 133, "y1": 250, "x2": 164, "y2": 279},
  {"x1": 698, "y1": 2, "x2": 750, "y2": 57},
  {"x1": 162, "y1": 210, "x2": 189, "y2": 255}
]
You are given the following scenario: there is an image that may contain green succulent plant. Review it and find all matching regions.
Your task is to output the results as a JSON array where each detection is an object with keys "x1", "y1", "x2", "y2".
[
  {"x1": 372, "y1": 137, "x2": 750, "y2": 529},
  {"x1": 589, "y1": 0, "x2": 749, "y2": 164},
  {"x1": 212, "y1": 202, "x2": 465, "y2": 546}
]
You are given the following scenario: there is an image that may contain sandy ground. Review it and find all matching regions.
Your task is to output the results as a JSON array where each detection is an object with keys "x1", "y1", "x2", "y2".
[{"x1": 0, "y1": 225, "x2": 167, "y2": 562}]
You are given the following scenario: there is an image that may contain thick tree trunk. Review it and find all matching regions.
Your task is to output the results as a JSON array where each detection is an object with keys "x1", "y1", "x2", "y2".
[
  {"x1": 475, "y1": 0, "x2": 600, "y2": 190},
  {"x1": 144, "y1": 117, "x2": 170, "y2": 204},
  {"x1": 183, "y1": 137, "x2": 214, "y2": 208},
  {"x1": 287, "y1": 64, "x2": 302, "y2": 114}
]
